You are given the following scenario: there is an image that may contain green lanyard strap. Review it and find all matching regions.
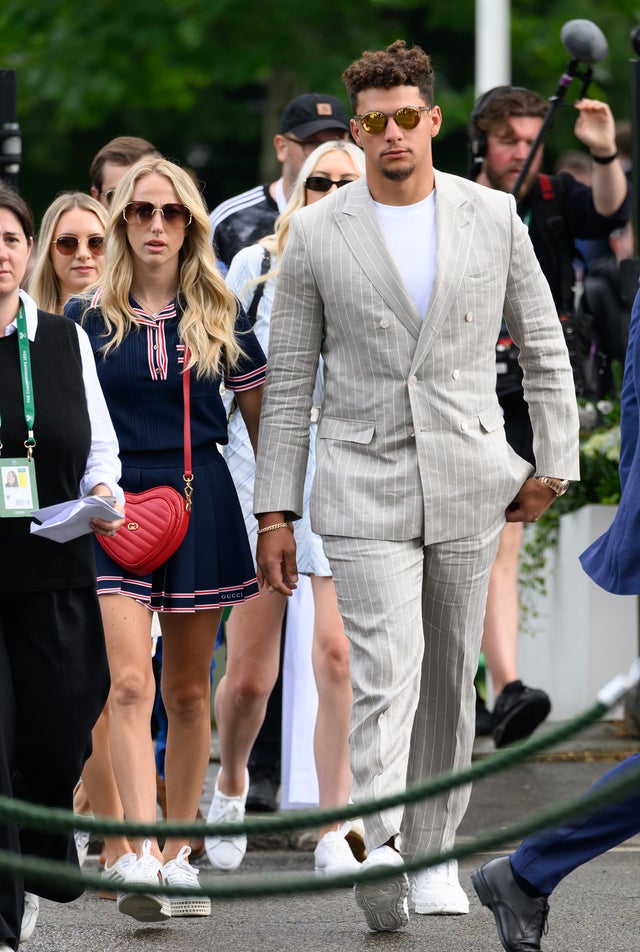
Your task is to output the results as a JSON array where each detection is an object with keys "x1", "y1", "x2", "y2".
[{"x1": 0, "y1": 302, "x2": 36, "y2": 459}]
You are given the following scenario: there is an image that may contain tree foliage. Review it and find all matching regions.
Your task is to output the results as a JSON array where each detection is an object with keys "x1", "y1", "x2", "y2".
[{"x1": 0, "y1": 0, "x2": 638, "y2": 218}]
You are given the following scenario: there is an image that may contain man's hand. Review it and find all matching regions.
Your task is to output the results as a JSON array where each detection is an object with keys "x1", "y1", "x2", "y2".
[
  {"x1": 573, "y1": 99, "x2": 617, "y2": 156},
  {"x1": 505, "y1": 477, "x2": 556, "y2": 523},
  {"x1": 256, "y1": 517, "x2": 299, "y2": 596}
]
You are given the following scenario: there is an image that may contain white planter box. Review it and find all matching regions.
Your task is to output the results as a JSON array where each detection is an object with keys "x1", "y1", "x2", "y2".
[{"x1": 518, "y1": 505, "x2": 638, "y2": 720}]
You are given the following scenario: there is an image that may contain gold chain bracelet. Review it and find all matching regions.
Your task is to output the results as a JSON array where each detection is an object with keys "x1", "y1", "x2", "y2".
[{"x1": 256, "y1": 521, "x2": 292, "y2": 536}]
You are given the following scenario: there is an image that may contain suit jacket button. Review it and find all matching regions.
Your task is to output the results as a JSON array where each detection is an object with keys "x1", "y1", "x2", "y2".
[
  {"x1": 460, "y1": 421, "x2": 468, "y2": 431},
  {"x1": 452, "y1": 369, "x2": 460, "y2": 380},
  {"x1": 465, "y1": 312, "x2": 473, "y2": 322},
  {"x1": 379, "y1": 318, "x2": 390, "y2": 328}
]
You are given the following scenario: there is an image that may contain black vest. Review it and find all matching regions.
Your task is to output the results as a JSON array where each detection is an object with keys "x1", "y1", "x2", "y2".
[{"x1": 0, "y1": 312, "x2": 95, "y2": 592}]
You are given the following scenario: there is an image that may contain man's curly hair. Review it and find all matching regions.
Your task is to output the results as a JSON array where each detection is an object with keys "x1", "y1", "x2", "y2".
[{"x1": 342, "y1": 40, "x2": 434, "y2": 113}]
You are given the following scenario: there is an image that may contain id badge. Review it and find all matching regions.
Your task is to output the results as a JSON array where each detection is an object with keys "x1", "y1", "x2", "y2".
[{"x1": 0, "y1": 458, "x2": 40, "y2": 517}]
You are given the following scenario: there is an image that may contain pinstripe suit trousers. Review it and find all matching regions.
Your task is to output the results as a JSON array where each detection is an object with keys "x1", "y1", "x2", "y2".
[{"x1": 323, "y1": 514, "x2": 503, "y2": 858}]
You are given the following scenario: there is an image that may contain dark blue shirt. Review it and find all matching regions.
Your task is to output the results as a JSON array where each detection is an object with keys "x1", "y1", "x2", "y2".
[{"x1": 65, "y1": 296, "x2": 266, "y2": 458}]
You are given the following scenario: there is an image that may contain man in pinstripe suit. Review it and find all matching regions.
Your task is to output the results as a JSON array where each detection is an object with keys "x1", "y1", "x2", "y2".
[{"x1": 253, "y1": 40, "x2": 580, "y2": 933}]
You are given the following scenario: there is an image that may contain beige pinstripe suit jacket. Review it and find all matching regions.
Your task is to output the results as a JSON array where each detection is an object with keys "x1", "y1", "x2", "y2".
[{"x1": 254, "y1": 171, "x2": 580, "y2": 545}]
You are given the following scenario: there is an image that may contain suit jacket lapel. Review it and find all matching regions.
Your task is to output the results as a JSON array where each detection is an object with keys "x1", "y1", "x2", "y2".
[
  {"x1": 334, "y1": 178, "x2": 422, "y2": 341},
  {"x1": 410, "y1": 170, "x2": 476, "y2": 373}
]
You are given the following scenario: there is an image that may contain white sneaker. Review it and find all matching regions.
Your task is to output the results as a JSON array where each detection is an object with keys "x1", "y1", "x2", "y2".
[
  {"x1": 411, "y1": 859, "x2": 470, "y2": 915},
  {"x1": 20, "y1": 892, "x2": 40, "y2": 941},
  {"x1": 0, "y1": 943, "x2": 14, "y2": 950},
  {"x1": 204, "y1": 768, "x2": 249, "y2": 871},
  {"x1": 100, "y1": 851, "x2": 137, "y2": 899},
  {"x1": 314, "y1": 825, "x2": 362, "y2": 878},
  {"x1": 74, "y1": 825, "x2": 91, "y2": 867},
  {"x1": 354, "y1": 844, "x2": 409, "y2": 932},
  {"x1": 164, "y1": 845, "x2": 211, "y2": 917},
  {"x1": 116, "y1": 839, "x2": 171, "y2": 922}
]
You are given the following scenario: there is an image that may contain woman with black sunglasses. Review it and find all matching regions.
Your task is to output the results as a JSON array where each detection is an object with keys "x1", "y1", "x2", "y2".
[
  {"x1": 64, "y1": 157, "x2": 266, "y2": 924},
  {"x1": 28, "y1": 192, "x2": 106, "y2": 314},
  {"x1": 207, "y1": 140, "x2": 366, "y2": 878}
]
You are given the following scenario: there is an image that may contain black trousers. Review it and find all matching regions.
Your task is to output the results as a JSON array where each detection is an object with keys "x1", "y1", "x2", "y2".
[{"x1": 0, "y1": 588, "x2": 109, "y2": 949}]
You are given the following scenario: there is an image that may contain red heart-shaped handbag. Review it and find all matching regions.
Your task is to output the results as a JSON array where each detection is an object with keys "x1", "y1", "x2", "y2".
[{"x1": 97, "y1": 485, "x2": 190, "y2": 576}]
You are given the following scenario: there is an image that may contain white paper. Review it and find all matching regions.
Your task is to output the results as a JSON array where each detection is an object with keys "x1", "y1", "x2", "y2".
[{"x1": 30, "y1": 495, "x2": 121, "y2": 543}]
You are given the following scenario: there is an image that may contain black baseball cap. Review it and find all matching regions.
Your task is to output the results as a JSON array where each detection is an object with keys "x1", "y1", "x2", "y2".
[{"x1": 279, "y1": 93, "x2": 351, "y2": 139}]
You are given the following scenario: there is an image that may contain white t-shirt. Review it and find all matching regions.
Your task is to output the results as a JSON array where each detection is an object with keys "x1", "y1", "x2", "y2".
[{"x1": 373, "y1": 191, "x2": 436, "y2": 319}]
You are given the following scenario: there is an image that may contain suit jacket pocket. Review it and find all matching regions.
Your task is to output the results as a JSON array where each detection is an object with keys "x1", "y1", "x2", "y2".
[
  {"x1": 478, "y1": 406, "x2": 505, "y2": 433},
  {"x1": 317, "y1": 416, "x2": 375, "y2": 444}
]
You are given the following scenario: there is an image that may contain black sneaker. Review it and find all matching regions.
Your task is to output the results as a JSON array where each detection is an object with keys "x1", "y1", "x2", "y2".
[{"x1": 492, "y1": 680, "x2": 551, "y2": 748}]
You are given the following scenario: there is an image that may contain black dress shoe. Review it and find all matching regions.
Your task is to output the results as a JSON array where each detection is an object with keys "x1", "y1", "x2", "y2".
[
  {"x1": 475, "y1": 694, "x2": 494, "y2": 735},
  {"x1": 492, "y1": 680, "x2": 551, "y2": 748},
  {"x1": 246, "y1": 770, "x2": 279, "y2": 812},
  {"x1": 471, "y1": 856, "x2": 549, "y2": 951}
]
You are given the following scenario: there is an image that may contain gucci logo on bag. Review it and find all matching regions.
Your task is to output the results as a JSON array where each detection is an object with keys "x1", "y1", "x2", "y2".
[{"x1": 127, "y1": 522, "x2": 139, "y2": 531}]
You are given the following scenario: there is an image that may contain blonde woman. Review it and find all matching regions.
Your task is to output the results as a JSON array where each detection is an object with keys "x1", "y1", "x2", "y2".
[
  {"x1": 28, "y1": 191, "x2": 121, "y2": 873},
  {"x1": 207, "y1": 141, "x2": 366, "y2": 876},
  {"x1": 65, "y1": 158, "x2": 265, "y2": 923},
  {"x1": 29, "y1": 192, "x2": 106, "y2": 313}
]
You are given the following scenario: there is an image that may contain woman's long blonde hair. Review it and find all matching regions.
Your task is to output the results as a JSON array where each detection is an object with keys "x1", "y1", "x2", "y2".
[
  {"x1": 29, "y1": 192, "x2": 106, "y2": 314},
  {"x1": 96, "y1": 157, "x2": 241, "y2": 378},
  {"x1": 251, "y1": 140, "x2": 365, "y2": 288}
]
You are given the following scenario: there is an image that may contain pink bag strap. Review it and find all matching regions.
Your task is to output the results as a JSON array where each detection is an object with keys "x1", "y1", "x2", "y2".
[{"x1": 182, "y1": 350, "x2": 193, "y2": 511}]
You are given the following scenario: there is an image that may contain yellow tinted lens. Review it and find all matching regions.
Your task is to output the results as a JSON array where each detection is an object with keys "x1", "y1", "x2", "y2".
[
  {"x1": 361, "y1": 111, "x2": 387, "y2": 134},
  {"x1": 395, "y1": 107, "x2": 422, "y2": 130}
]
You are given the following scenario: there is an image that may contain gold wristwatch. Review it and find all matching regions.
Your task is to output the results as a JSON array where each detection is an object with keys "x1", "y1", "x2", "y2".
[{"x1": 535, "y1": 476, "x2": 570, "y2": 497}]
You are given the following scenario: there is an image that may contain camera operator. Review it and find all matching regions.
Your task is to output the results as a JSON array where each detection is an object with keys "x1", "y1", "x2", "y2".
[{"x1": 469, "y1": 86, "x2": 630, "y2": 748}]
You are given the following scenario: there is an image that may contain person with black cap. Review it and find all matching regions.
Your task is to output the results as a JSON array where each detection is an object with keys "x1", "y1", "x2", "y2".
[{"x1": 209, "y1": 92, "x2": 351, "y2": 266}]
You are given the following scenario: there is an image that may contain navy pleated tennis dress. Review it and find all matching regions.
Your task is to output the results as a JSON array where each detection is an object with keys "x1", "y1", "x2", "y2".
[{"x1": 65, "y1": 295, "x2": 266, "y2": 611}]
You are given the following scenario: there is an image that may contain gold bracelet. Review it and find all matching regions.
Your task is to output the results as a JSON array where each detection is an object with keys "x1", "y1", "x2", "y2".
[{"x1": 256, "y1": 521, "x2": 291, "y2": 535}]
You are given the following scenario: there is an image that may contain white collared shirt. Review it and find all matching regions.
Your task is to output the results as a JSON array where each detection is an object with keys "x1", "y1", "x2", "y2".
[{"x1": 2, "y1": 290, "x2": 124, "y2": 504}]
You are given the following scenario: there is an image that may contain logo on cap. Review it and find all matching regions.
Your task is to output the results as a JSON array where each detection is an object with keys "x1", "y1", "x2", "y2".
[{"x1": 316, "y1": 103, "x2": 333, "y2": 116}]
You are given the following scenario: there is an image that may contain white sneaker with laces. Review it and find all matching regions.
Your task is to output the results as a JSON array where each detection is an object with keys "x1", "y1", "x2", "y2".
[
  {"x1": 354, "y1": 844, "x2": 409, "y2": 932},
  {"x1": 20, "y1": 892, "x2": 40, "y2": 941},
  {"x1": 314, "y1": 825, "x2": 362, "y2": 878},
  {"x1": 411, "y1": 859, "x2": 469, "y2": 914},
  {"x1": 204, "y1": 768, "x2": 249, "y2": 871},
  {"x1": 164, "y1": 845, "x2": 211, "y2": 917},
  {"x1": 100, "y1": 851, "x2": 137, "y2": 899},
  {"x1": 116, "y1": 839, "x2": 171, "y2": 922}
]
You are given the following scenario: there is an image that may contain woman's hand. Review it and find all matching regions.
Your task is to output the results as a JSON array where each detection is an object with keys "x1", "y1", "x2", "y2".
[{"x1": 87, "y1": 482, "x2": 126, "y2": 536}]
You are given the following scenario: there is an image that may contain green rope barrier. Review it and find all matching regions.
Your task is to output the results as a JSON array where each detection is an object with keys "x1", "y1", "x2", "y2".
[
  {"x1": 1, "y1": 752, "x2": 639, "y2": 899},
  {"x1": 0, "y1": 699, "x2": 609, "y2": 839}
]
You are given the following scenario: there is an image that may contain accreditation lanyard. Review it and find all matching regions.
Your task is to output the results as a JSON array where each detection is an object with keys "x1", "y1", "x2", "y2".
[
  {"x1": 0, "y1": 301, "x2": 39, "y2": 517},
  {"x1": 16, "y1": 301, "x2": 36, "y2": 457}
]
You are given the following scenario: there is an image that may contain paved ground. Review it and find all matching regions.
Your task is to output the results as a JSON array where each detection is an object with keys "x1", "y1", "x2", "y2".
[{"x1": 19, "y1": 721, "x2": 640, "y2": 951}]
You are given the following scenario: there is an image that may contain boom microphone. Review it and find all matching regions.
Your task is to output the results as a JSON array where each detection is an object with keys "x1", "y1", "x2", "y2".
[
  {"x1": 560, "y1": 19, "x2": 609, "y2": 66},
  {"x1": 512, "y1": 19, "x2": 609, "y2": 200}
]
